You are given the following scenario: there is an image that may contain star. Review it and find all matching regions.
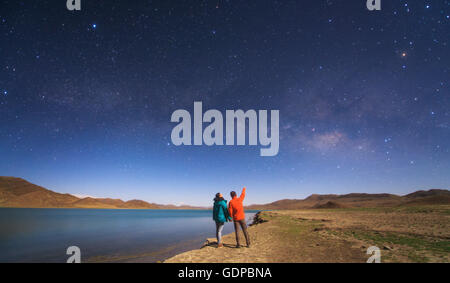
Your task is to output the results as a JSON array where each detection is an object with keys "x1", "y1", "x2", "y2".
[{"x1": 0, "y1": 0, "x2": 448, "y2": 214}]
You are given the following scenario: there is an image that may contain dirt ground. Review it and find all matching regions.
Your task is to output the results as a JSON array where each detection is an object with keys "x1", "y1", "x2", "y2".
[{"x1": 165, "y1": 206, "x2": 450, "y2": 263}]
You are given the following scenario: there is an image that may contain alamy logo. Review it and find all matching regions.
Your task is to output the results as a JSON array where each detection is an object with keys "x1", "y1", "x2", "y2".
[
  {"x1": 67, "y1": 1, "x2": 380, "y2": 12},
  {"x1": 366, "y1": 0, "x2": 381, "y2": 11},
  {"x1": 66, "y1": 246, "x2": 81, "y2": 263},
  {"x1": 366, "y1": 246, "x2": 381, "y2": 263},
  {"x1": 67, "y1": 0, "x2": 81, "y2": 11},
  {"x1": 170, "y1": 102, "x2": 279, "y2": 157}
]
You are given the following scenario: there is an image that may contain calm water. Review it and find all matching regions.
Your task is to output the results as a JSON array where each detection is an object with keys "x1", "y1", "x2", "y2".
[{"x1": 0, "y1": 208, "x2": 257, "y2": 262}]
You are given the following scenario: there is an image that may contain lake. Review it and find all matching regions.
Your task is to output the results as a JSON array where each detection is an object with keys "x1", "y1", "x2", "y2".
[{"x1": 0, "y1": 208, "x2": 258, "y2": 262}]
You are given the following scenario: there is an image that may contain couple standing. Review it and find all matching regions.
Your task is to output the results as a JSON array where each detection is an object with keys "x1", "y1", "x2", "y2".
[{"x1": 212, "y1": 187, "x2": 251, "y2": 248}]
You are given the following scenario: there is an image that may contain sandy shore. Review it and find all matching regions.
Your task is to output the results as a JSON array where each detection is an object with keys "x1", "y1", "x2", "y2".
[
  {"x1": 165, "y1": 211, "x2": 366, "y2": 263},
  {"x1": 165, "y1": 207, "x2": 450, "y2": 263}
]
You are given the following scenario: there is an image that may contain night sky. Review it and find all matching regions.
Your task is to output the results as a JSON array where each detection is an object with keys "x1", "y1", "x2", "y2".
[{"x1": 0, "y1": 0, "x2": 449, "y2": 206}]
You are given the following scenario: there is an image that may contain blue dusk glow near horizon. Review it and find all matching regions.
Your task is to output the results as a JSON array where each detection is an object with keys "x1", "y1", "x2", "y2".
[{"x1": 0, "y1": 1, "x2": 449, "y2": 206}]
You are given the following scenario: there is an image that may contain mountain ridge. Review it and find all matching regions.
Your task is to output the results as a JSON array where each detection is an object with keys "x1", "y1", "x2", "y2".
[
  {"x1": 1, "y1": 176, "x2": 448, "y2": 210},
  {"x1": 0, "y1": 176, "x2": 203, "y2": 209},
  {"x1": 246, "y1": 189, "x2": 450, "y2": 210}
]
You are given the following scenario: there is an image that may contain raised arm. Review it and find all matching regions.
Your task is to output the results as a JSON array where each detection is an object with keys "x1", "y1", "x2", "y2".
[{"x1": 239, "y1": 187, "x2": 246, "y2": 201}]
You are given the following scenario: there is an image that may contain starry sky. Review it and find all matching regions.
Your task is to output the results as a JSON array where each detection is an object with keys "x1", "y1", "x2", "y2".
[{"x1": 0, "y1": 0, "x2": 449, "y2": 206}]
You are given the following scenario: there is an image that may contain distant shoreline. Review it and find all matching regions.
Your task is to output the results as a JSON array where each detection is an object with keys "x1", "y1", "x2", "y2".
[
  {"x1": 0, "y1": 176, "x2": 207, "y2": 210},
  {"x1": 2, "y1": 177, "x2": 449, "y2": 210},
  {"x1": 0, "y1": 206, "x2": 209, "y2": 210}
]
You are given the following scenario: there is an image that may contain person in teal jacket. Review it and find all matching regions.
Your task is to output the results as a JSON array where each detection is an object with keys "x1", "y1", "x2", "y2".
[{"x1": 213, "y1": 193, "x2": 232, "y2": 247}]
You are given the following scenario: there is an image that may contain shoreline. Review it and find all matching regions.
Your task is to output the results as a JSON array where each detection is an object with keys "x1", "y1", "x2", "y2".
[
  {"x1": 157, "y1": 212, "x2": 262, "y2": 263},
  {"x1": 86, "y1": 212, "x2": 261, "y2": 263},
  {"x1": 164, "y1": 207, "x2": 450, "y2": 263},
  {"x1": 0, "y1": 206, "x2": 208, "y2": 210},
  {"x1": 164, "y1": 212, "x2": 264, "y2": 263}
]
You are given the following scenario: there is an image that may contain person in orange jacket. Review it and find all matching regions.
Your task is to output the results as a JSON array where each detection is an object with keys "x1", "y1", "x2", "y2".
[{"x1": 228, "y1": 187, "x2": 250, "y2": 248}]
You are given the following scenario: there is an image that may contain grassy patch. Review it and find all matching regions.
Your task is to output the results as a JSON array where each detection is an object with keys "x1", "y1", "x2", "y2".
[
  {"x1": 316, "y1": 205, "x2": 450, "y2": 215},
  {"x1": 351, "y1": 231, "x2": 449, "y2": 252},
  {"x1": 406, "y1": 251, "x2": 429, "y2": 263},
  {"x1": 264, "y1": 213, "x2": 323, "y2": 237},
  {"x1": 348, "y1": 230, "x2": 449, "y2": 262}
]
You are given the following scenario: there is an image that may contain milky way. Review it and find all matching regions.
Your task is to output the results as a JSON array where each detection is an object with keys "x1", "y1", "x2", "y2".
[{"x1": 0, "y1": 1, "x2": 449, "y2": 205}]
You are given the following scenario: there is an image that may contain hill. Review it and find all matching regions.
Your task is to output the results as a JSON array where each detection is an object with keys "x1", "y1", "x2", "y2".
[
  {"x1": 313, "y1": 201, "x2": 349, "y2": 209},
  {"x1": 2, "y1": 176, "x2": 448, "y2": 210},
  {"x1": 0, "y1": 176, "x2": 203, "y2": 209},
  {"x1": 246, "y1": 189, "x2": 450, "y2": 210}
]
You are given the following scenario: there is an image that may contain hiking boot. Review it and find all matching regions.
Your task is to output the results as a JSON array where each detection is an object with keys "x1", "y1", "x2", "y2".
[
  {"x1": 217, "y1": 243, "x2": 224, "y2": 248},
  {"x1": 236, "y1": 244, "x2": 242, "y2": 248},
  {"x1": 246, "y1": 244, "x2": 251, "y2": 248}
]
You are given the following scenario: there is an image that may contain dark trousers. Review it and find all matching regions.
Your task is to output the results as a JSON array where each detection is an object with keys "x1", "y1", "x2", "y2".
[{"x1": 233, "y1": 219, "x2": 250, "y2": 246}]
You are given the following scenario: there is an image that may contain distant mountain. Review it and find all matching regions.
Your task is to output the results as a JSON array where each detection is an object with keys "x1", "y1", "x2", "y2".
[
  {"x1": 246, "y1": 189, "x2": 450, "y2": 210},
  {"x1": 0, "y1": 177, "x2": 204, "y2": 209},
  {"x1": 2, "y1": 176, "x2": 448, "y2": 210},
  {"x1": 402, "y1": 189, "x2": 450, "y2": 206},
  {"x1": 313, "y1": 201, "x2": 349, "y2": 209},
  {"x1": 404, "y1": 189, "x2": 450, "y2": 199}
]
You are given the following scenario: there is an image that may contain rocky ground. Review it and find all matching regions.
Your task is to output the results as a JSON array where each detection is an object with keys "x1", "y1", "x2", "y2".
[{"x1": 165, "y1": 206, "x2": 450, "y2": 263}]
